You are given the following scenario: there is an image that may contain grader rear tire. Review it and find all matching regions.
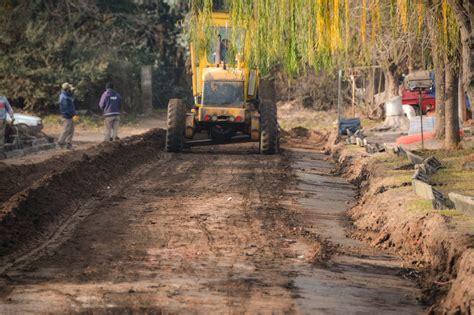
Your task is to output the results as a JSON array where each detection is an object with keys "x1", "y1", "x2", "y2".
[
  {"x1": 165, "y1": 99, "x2": 186, "y2": 152},
  {"x1": 259, "y1": 101, "x2": 279, "y2": 154}
]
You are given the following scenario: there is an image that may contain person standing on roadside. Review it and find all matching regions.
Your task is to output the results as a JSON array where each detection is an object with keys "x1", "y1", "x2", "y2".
[
  {"x1": 99, "y1": 82, "x2": 121, "y2": 141},
  {"x1": 0, "y1": 95, "x2": 14, "y2": 151},
  {"x1": 57, "y1": 83, "x2": 75, "y2": 149}
]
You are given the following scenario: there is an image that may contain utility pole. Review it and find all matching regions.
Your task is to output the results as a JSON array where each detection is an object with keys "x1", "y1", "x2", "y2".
[{"x1": 337, "y1": 69, "x2": 342, "y2": 134}]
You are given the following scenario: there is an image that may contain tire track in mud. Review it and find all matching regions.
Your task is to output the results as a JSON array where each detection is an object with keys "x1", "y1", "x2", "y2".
[
  {"x1": 0, "y1": 145, "x2": 300, "y2": 313},
  {"x1": 0, "y1": 156, "x2": 170, "y2": 275},
  {"x1": 0, "y1": 129, "x2": 166, "y2": 268},
  {"x1": 0, "y1": 141, "x2": 424, "y2": 314}
]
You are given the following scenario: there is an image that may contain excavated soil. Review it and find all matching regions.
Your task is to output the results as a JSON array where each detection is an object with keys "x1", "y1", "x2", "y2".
[
  {"x1": 329, "y1": 136, "x2": 474, "y2": 314},
  {"x1": 0, "y1": 131, "x2": 425, "y2": 313},
  {"x1": 0, "y1": 130, "x2": 166, "y2": 260}
]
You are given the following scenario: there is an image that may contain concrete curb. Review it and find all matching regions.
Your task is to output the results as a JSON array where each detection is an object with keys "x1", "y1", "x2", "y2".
[
  {"x1": 343, "y1": 132, "x2": 472, "y2": 213},
  {"x1": 406, "y1": 150, "x2": 424, "y2": 165},
  {"x1": 412, "y1": 179, "x2": 434, "y2": 200},
  {"x1": 448, "y1": 193, "x2": 474, "y2": 216},
  {"x1": 406, "y1": 152, "x2": 453, "y2": 209}
]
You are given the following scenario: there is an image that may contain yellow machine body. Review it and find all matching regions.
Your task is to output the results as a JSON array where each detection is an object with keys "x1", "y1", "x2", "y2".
[
  {"x1": 186, "y1": 11, "x2": 260, "y2": 142},
  {"x1": 166, "y1": 11, "x2": 278, "y2": 154}
]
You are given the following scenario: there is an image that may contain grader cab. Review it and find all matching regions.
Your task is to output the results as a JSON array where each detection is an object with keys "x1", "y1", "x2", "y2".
[{"x1": 165, "y1": 12, "x2": 279, "y2": 154}]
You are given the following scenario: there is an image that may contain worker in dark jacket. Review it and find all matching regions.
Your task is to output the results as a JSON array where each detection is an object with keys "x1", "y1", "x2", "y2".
[
  {"x1": 57, "y1": 82, "x2": 75, "y2": 149},
  {"x1": 99, "y1": 82, "x2": 122, "y2": 141}
]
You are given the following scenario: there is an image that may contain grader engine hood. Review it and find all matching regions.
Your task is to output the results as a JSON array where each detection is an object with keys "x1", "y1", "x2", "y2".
[{"x1": 203, "y1": 67, "x2": 244, "y2": 82}]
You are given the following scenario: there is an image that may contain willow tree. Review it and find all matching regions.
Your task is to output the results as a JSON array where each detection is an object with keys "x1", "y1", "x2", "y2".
[
  {"x1": 189, "y1": 1, "x2": 425, "y2": 74},
  {"x1": 189, "y1": 0, "x2": 349, "y2": 75},
  {"x1": 189, "y1": 0, "x2": 464, "y2": 146},
  {"x1": 364, "y1": 1, "x2": 428, "y2": 100}
]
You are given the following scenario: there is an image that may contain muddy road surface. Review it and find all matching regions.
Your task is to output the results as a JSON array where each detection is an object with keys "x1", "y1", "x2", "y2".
[{"x1": 0, "y1": 131, "x2": 423, "y2": 314}]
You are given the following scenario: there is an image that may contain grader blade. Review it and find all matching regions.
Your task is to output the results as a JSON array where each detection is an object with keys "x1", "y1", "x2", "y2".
[{"x1": 184, "y1": 135, "x2": 251, "y2": 148}]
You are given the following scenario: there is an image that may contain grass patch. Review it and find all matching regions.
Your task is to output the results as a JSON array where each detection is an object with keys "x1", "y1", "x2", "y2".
[
  {"x1": 278, "y1": 106, "x2": 337, "y2": 131},
  {"x1": 42, "y1": 115, "x2": 62, "y2": 126},
  {"x1": 412, "y1": 147, "x2": 474, "y2": 159},
  {"x1": 360, "y1": 118, "x2": 382, "y2": 130},
  {"x1": 385, "y1": 171, "x2": 413, "y2": 184},
  {"x1": 77, "y1": 115, "x2": 102, "y2": 129},
  {"x1": 428, "y1": 147, "x2": 474, "y2": 196},
  {"x1": 344, "y1": 145, "x2": 365, "y2": 152},
  {"x1": 153, "y1": 108, "x2": 168, "y2": 114},
  {"x1": 43, "y1": 113, "x2": 143, "y2": 129},
  {"x1": 437, "y1": 209, "x2": 464, "y2": 217},
  {"x1": 432, "y1": 168, "x2": 474, "y2": 195},
  {"x1": 406, "y1": 199, "x2": 434, "y2": 213},
  {"x1": 120, "y1": 113, "x2": 142, "y2": 125}
]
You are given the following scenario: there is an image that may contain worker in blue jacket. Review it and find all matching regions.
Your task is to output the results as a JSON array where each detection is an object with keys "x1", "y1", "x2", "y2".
[
  {"x1": 99, "y1": 82, "x2": 122, "y2": 141},
  {"x1": 57, "y1": 82, "x2": 75, "y2": 149}
]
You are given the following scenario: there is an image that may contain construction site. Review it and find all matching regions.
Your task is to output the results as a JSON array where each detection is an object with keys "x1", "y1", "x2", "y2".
[{"x1": 0, "y1": 1, "x2": 473, "y2": 314}]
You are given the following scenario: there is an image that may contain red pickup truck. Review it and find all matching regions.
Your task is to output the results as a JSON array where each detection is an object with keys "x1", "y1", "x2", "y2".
[{"x1": 401, "y1": 70, "x2": 436, "y2": 115}]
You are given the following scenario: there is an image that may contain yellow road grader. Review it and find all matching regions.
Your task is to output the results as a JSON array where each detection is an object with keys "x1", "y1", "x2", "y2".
[{"x1": 165, "y1": 11, "x2": 279, "y2": 154}]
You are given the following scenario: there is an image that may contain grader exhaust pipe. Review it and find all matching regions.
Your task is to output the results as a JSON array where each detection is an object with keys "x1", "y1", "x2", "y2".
[{"x1": 215, "y1": 34, "x2": 222, "y2": 65}]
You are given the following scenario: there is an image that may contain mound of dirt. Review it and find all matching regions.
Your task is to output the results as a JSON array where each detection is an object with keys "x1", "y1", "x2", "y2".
[
  {"x1": 280, "y1": 127, "x2": 329, "y2": 151},
  {"x1": 289, "y1": 126, "x2": 310, "y2": 138},
  {"x1": 0, "y1": 149, "x2": 90, "y2": 205},
  {"x1": 463, "y1": 153, "x2": 474, "y2": 170},
  {"x1": 0, "y1": 129, "x2": 165, "y2": 258}
]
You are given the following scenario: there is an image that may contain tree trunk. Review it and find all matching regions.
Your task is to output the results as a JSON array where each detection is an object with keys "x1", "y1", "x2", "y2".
[
  {"x1": 366, "y1": 68, "x2": 375, "y2": 107},
  {"x1": 444, "y1": 61, "x2": 461, "y2": 149},
  {"x1": 384, "y1": 63, "x2": 399, "y2": 100},
  {"x1": 141, "y1": 66, "x2": 153, "y2": 114},
  {"x1": 427, "y1": 2, "x2": 446, "y2": 139},
  {"x1": 448, "y1": 0, "x2": 474, "y2": 105},
  {"x1": 434, "y1": 64, "x2": 446, "y2": 139},
  {"x1": 459, "y1": 71, "x2": 467, "y2": 122}
]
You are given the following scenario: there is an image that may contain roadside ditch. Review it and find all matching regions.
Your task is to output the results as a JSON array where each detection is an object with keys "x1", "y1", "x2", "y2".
[{"x1": 326, "y1": 131, "x2": 473, "y2": 314}]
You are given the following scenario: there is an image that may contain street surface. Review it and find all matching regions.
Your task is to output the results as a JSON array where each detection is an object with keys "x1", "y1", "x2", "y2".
[{"x1": 0, "y1": 141, "x2": 422, "y2": 314}]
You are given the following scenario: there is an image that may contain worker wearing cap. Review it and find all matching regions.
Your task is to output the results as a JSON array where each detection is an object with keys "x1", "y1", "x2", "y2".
[
  {"x1": 57, "y1": 83, "x2": 75, "y2": 149},
  {"x1": 0, "y1": 95, "x2": 14, "y2": 151},
  {"x1": 99, "y1": 82, "x2": 122, "y2": 141}
]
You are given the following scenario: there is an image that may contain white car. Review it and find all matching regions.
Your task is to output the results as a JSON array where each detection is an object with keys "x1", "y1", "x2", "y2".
[{"x1": 6, "y1": 113, "x2": 44, "y2": 133}]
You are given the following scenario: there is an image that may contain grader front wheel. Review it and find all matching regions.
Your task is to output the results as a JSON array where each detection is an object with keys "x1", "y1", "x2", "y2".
[
  {"x1": 259, "y1": 101, "x2": 279, "y2": 154},
  {"x1": 165, "y1": 99, "x2": 186, "y2": 152}
]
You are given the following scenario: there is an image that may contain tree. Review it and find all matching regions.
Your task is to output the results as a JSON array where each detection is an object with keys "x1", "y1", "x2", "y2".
[
  {"x1": 439, "y1": 0, "x2": 463, "y2": 147},
  {"x1": 448, "y1": 0, "x2": 473, "y2": 104},
  {"x1": 445, "y1": 60, "x2": 461, "y2": 148},
  {"x1": 190, "y1": 0, "x2": 465, "y2": 148},
  {"x1": 0, "y1": 0, "x2": 189, "y2": 112},
  {"x1": 369, "y1": 1, "x2": 422, "y2": 100},
  {"x1": 428, "y1": 0, "x2": 446, "y2": 139}
]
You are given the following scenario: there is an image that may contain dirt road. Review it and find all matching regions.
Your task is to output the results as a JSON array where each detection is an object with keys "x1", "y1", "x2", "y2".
[{"x1": 0, "y1": 133, "x2": 423, "y2": 314}]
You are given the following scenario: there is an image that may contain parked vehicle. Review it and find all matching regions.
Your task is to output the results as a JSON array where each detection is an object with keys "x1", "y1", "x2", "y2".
[
  {"x1": 6, "y1": 113, "x2": 44, "y2": 133},
  {"x1": 401, "y1": 70, "x2": 436, "y2": 115}
]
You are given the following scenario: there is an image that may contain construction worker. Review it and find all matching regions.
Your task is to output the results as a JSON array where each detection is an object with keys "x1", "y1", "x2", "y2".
[
  {"x1": 57, "y1": 83, "x2": 75, "y2": 149},
  {"x1": 0, "y1": 95, "x2": 14, "y2": 151},
  {"x1": 99, "y1": 82, "x2": 121, "y2": 141}
]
